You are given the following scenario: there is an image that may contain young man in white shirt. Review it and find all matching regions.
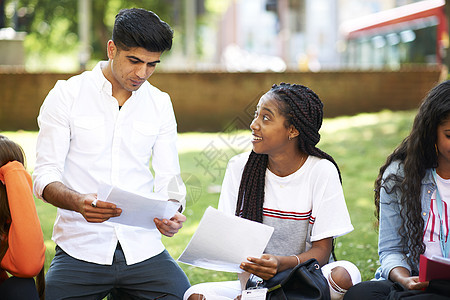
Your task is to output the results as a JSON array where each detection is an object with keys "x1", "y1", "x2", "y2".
[{"x1": 33, "y1": 8, "x2": 190, "y2": 299}]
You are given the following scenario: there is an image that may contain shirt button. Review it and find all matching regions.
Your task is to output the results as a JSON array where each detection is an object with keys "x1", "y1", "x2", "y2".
[{"x1": 427, "y1": 190, "x2": 431, "y2": 194}]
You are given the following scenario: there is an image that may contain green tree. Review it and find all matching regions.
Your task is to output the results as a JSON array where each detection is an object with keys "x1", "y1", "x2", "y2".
[{"x1": 5, "y1": 0, "x2": 177, "y2": 71}]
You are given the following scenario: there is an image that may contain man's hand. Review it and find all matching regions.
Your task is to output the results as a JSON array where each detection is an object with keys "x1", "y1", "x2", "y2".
[
  {"x1": 154, "y1": 212, "x2": 186, "y2": 237},
  {"x1": 42, "y1": 182, "x2": 121, "y2": 223},
  {"x1": 80, "y1": 193, "x2": 122, "y2": 223},
  {"x1": 240, "y1": 254, "x2": 280, "y2": 280}
]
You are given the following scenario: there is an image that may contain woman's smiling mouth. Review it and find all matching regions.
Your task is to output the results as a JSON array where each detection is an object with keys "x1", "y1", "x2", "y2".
[{"x1": 252, "y1": 134, "x2": 262, "y2": 142}]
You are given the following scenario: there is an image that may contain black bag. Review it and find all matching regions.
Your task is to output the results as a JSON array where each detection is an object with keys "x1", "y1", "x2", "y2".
[{"x1": 245, "y1": 258, "x2": 331, "y2": 300}]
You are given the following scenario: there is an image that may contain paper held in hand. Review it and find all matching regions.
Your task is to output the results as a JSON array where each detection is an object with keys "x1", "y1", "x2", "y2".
[
  {"x1": 97, "y1": 183, "x2": 181, "y2": 229},
  {"x1": 177, "y1": 206, "x2": 274, "y2": 273}
]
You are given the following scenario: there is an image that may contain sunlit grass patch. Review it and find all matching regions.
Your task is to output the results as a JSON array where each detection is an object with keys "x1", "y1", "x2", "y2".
[{"x1": 1, "y1": 109, "x2": 416, "y2": 283}]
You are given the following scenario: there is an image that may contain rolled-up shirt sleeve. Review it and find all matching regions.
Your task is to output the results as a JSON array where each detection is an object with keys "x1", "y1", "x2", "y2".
[{"x1": 33, "y1": 81, "x2": 72, "y2": 199}]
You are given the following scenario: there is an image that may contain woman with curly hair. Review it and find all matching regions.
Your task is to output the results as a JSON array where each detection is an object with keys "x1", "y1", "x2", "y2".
[
  {"x1": 184, "y1": 83, "x2": 360, "y2": 300},
  {"x1": 344, "y1": 81, "x2": 450, "y2": 299},
  {"x1": 0, "y1": 135, "x2": 46, "y2": 300}
]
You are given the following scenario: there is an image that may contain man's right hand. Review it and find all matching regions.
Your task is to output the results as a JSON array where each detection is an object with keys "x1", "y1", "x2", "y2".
[
  {"x1": 80, "y1": 193, "x2": 122, "y2": 223},
  {"x1": 42, "y1": 182, "x2": 121, "y2": 223}
]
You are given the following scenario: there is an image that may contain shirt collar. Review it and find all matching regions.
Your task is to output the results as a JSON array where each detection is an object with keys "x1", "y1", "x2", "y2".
[
  {"x1": 91, "y1": 61, "x2": 112, "y2": 95},
  {"x1": 92, "y1": 61, "x2": 140, "y2": 100},
  {"x1": 423, "y1": 168, "x2": 436, "y2": 185}
]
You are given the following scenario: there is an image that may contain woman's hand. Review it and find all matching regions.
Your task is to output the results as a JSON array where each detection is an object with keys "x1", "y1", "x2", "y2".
[
  {"x1": 398, "y1": 276, "x2": 429, "y2": 290},
  {"x1": 240, "y1": 238, "x2": 332, "y2": 281},
  {"x1": 389, "y1": 267, "x2": 429, "y2": 290},
  {"x1": 240, "y1": 254, "x2": 280, "y2": 280}
]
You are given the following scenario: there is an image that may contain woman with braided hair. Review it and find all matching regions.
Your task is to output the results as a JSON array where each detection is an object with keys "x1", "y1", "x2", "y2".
[{"x1": 184, "y1": 83, "x2": 360, "y2": 300}]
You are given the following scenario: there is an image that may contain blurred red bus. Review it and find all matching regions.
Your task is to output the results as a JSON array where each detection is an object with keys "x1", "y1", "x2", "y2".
[{"x1": 340, "y1": 0, "x2": 448, "y2": 69}]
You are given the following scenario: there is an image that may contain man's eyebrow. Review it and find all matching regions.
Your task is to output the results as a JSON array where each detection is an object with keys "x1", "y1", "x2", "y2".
[{"x1": 126, "y1": 55, "x2": 160, "y2": 64}]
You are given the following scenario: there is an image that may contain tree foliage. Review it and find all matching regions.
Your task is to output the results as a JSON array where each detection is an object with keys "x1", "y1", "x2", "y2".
[
  {"x1": 3, "y1": 0, "x2": 225, "y2": 71},
  {"x1": 5, "y1": 0, "x2": 178, "y2": 68}
]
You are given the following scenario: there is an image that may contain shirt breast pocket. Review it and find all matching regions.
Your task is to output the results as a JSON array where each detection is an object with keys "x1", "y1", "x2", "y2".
[
  {"x1": 131, "y1": 121, "x2": 159, "y2": 156},
  {"x1": 72, "y1": 117, "x2": 106, "y2": 153}
]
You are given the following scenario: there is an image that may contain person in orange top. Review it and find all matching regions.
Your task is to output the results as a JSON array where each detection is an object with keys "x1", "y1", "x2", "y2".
[{"x1": 0, "y1": 135, "x2": 45, "y2": 300}]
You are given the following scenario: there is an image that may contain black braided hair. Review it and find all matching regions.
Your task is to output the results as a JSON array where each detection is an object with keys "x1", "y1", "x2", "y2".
[{"x1": 235, "y1": 83, "x2": 342, "y2": 222}]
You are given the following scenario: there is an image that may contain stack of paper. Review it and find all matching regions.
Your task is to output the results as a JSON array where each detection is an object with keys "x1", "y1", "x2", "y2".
[
  {"x1": 98, "y1": 183, "x2": 181, "y2": 229},
  {"x1": 178, "y1": 206, "x2": 274, "y2": 273}
]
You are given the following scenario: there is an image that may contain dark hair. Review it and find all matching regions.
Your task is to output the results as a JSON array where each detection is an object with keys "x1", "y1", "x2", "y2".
[
  {"x1": 236, "y1": 83, "x2": 341, "y2": 222},
  {"x1": 0, "y1": 135, "x2": 45, "y2": 300},
  {"x1": 374, "y1": 80, "x2": 450, "y2": 269},
  {"x1": 112, "y1": 8, "x2": 173, "y2": 52}
]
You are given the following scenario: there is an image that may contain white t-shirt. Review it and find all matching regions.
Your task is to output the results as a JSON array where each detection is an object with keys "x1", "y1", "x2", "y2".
[
  {"x1": 424, "y1": 173, "x2": 450, "y2": 258},
  {"x1": 218, "y1": 152, "x2": 354, "y2": 256}
]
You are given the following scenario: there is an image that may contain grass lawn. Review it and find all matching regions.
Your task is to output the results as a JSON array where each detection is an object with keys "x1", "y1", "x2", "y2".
[{"x1": 1, "y1": 109, "x2": 415, "y2": 284}]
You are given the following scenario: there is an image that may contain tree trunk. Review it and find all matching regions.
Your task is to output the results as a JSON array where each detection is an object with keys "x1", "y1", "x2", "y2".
[{"x1": 0, "y1": 0, "x2": 5, "y2": 28}]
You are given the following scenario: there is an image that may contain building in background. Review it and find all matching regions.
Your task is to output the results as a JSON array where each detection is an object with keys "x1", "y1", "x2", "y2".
[
  {"x1": 0, "y1": 0, "x2": 25, "y2": 70},
  {"x1": 213, "y1": 0, "x2": 447, "y2": 71},
  {"x1": 214, "y1": 0, "x2": 285, "y2": 72},
  {"x1": 0, "y1": 27, "x2": 25, "y2": 70},
  {"x1": 0, "y1": 0, "x2": 446, "y2": 72},
  {"x1": 340, "y1": 0, "x2": 448, "y2": 69}
]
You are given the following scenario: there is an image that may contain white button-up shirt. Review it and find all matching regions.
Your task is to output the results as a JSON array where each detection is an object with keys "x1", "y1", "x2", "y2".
[{"x1": 33, "y1": 61, "x2": 186, "y2": 265}]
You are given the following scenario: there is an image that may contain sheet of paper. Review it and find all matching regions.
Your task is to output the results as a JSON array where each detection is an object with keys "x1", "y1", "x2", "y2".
[
  {"x1": 431, "y1": 255, "x2": 450, "y2": 265},
  {"x1": 97, "y1": 183, "x2": 181, "y2": 229},
  {"x1": 177, "y1": 206, "x2": 274, "y2": 273}
]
